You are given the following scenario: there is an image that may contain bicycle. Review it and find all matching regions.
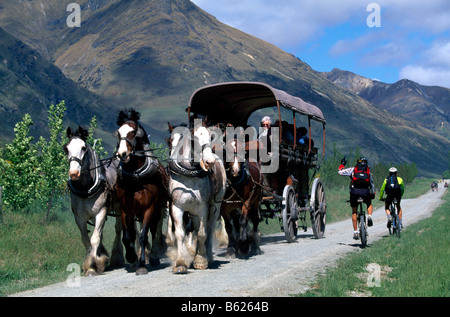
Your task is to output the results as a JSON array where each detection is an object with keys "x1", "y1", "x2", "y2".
[
  {"x1": 346, "y1": 196, "x2": 369, "y2": 248},
  {"x1": 388, "y1": 198, "x2": 401, "y2": 238},
  {"x1": 356, "y1": 196, "x2": 368, "y2": 248}
]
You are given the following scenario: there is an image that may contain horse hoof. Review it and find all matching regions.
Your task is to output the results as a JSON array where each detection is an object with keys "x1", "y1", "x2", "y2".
[
  {"x1": 136, "y1": 267, "x2": 148, "y2": 275},
  {"x1": 252, "y1": 247, "x2": 263, "y2": 256},
  {"x1": 85, "y1": 269, "x2": 99, "y2": 277},
  {"x1": 193, "y1": 256, "x2": 209, "y2": 270},
  {"x1": 173, "y1": 266, "x2": 188, "y2": 274},
  {"x1": 225, "y1": 251, "x2": 236, "y2": 259}
]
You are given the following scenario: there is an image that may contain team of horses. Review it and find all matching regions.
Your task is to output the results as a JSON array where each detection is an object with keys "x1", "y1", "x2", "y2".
[{"x1": 65, "y1": 109, "x2": 263, "y2": 276}]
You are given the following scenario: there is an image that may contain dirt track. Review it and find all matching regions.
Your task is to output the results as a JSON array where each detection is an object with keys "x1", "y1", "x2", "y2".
[{"x1": 11, "y1": 186, "x2": 447, "y2": 297}]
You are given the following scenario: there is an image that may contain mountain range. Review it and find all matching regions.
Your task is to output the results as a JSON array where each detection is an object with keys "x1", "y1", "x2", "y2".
[
  {"x1": 323, "y1": 68, "x2": 450, "y2": 140},
  {"x1": 0, "y1": 0, "x2": 449, "y2": 177}
]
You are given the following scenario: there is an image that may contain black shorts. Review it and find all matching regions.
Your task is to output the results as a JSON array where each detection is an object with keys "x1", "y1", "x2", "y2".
[
  {"x1": 385, "y1": 193, "x2": 401, "y2": 209},
  {"x1": 350, "y1": 188, "x2": 371, "y2": 208}
]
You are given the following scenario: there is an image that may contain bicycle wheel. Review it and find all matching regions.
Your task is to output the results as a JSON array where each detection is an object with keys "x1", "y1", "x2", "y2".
[
  {"x1": 393, "y1": 213, "x2": 401, "y2": 238},
  {"x1": 359, "y1": 214, "x2": 367, "y2": 248},
  {"x1": 388, "y1": 204, "x2": 394, "y2": 235}
]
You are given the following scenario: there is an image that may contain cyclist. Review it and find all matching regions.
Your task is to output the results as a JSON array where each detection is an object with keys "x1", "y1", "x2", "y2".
[
  {"x1": 338, "y1": 156, "x2": 375, "y2": 240},
  {"x1": 379, "y1": 167, "x2": 405, "y2": 229}
]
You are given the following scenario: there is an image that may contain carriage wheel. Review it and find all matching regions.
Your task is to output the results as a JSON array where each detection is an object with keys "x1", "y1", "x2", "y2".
[
  {"x1": 310, "y1": 178, "x2": 327, "y2": 239},
  {"x1": 282, "y1": 185, "x2": 298, "y2": 243}
]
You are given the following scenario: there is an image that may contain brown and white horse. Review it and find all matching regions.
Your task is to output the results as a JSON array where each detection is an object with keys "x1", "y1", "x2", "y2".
[
  {"x1": 64, "y1": 126, "x2": 124, "y2": 276},
  {"x1": 220, "y1": 138, "x2": 264, "y2": 257},
  {"x1": 114, "y1": 109, "x2": 168, "y2": 275}
]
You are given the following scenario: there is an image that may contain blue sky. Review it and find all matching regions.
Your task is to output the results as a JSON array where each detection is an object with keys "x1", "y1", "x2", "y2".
[{"x1": 191, "y1": 0, "x2": 450, "y2": 88}]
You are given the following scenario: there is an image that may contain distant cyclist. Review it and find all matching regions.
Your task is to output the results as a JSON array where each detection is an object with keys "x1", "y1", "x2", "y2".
[
  {"x1": 379, "y1": 167, "x2": 405, "y2": 229},
  {"x1": 338, "y1": 156, "x2": 375, "y2": 240}
]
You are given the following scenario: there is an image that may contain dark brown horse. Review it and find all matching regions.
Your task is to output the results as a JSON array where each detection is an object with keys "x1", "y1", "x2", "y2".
[
  {"x1": 220, "y1": 138, "x2": 264, "y2": 257},
  {"x1": 114, "y1": 109, "x2": 168, "y2": 275}
]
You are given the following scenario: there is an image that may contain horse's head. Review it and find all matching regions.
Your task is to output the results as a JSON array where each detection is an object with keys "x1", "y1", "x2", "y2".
[
  {"x1": 64, "y1": 126, "x2": 89, "y2": 181},
  {"x1": 167, "y1": 122, "x2": 183, "y2": 160},
  {"x1": 193, "y1": 125, "x2": 215, "y2": 172},
  {"x1": 115, "y1": 109, "x2": 146, "y2": 163},
  {"x1": 225, "y1": 139, "x2": 241, "y2": 178}
]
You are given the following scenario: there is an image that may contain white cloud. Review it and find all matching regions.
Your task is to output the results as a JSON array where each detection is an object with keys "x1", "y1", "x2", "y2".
[
  {"x1": 400, "y1": 65, "x2": 450, "y2": 88},
  {"x1": 377, "y1": 0, "x2": 450, "y2": 33},
  {"x1": 424, "y1": 41, "x2": 450, "y2": 68},
  {"x1": 399, "y1": 40, "x2": 450, "y2": 87},
  {"x1": 191, "y1": 0, "x2": 363, "y2": 47}
]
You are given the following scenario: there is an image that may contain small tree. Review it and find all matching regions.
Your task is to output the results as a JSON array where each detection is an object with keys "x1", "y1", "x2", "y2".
[
  {"x1": 37, "y1": 101, "x2": 68, "y2": 219},
  {"x1": 0, "y1": 114, "x2": 41, "y2": 210},
  {"x1": 86, "y1": 115, "x2": 108, "y2": 158},
  {"x1": 149, "y1": 140, "x2": 169, "y2": 165}
]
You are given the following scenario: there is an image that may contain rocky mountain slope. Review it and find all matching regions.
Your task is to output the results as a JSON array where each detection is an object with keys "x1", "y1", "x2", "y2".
[
  {"x1": 0, "y1": 27, "x2": 115, "y2": 143},
  {"x1": 323, "y1": 68, "x2": 450, "y2": 139},
  {"x1": 0, "y1": 0, "x2": 448, "y2": 176}
]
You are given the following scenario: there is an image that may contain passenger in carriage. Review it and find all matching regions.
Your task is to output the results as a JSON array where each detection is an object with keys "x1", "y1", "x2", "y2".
[
  {"x1": 274, "y1": 120, "x2": 294, "y2": 144},
  {"x1": 258, "y1": 116, "x2": 272, "y2": 151},
  {"x1": 258, "y1": 116, "x2": 274, "y2": 190},
  {"x1": 297, "y1": 127, "x2": 314, "y2": 148}
]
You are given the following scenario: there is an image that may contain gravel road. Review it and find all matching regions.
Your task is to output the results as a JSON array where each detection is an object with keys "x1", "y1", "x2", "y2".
[{"x1": 11, "y1": 186, "x2": 447, "y2": 297}]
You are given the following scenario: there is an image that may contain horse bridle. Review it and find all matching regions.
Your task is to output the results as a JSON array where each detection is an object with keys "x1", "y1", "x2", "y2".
[
  {"x1": 114, "y1": 121, "x2": 145, "y2": 158},
  {"x1": 65, "y1": 137, "x2": 89, "y2": 168}
]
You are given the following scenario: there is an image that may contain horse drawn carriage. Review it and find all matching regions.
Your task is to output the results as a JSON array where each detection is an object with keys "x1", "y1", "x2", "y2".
[
  {"x1": 64, "y1": 82, "x2": 328, "y2": 275},
  {"x1": 187, "y1": 81, "x2": 327, "y2": 243}
]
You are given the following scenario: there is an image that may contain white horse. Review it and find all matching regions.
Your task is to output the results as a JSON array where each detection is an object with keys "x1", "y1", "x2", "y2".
[
  {"x1": 64, "y1": 126, "x2": 124, "y2": 276},
  {"x1": 167, "y1": 123, "x2": 227, "y2": 273}
]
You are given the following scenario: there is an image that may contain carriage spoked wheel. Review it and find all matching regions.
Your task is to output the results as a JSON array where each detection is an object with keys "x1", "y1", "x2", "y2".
[
  {"x1": 282, "y1": 185, "x2": 298, "y2": 243},
  {"x1": 310, "y1": 178, "x2": 327, "y2": 239}
]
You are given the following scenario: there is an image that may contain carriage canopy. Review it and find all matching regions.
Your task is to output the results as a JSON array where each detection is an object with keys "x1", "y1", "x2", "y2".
[{"x1": 188, "y1": 81, "x2": 326, "y2": 127}]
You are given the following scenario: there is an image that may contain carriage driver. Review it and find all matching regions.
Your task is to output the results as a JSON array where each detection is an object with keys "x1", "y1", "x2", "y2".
[{"x1": 338, "y1": 157, "x2": 375, "y2": 240}]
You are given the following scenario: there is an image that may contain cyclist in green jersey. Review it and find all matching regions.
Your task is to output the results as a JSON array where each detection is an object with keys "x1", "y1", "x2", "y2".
[{"x1": 379, "y1": 167, "x2": 405, "y2": 229}]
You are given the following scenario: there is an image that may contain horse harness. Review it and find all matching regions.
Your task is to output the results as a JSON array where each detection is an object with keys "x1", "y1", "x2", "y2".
[
  {"x1": 223, "y1": 161, "x2": 258, "y2": 207},
  {"x1": 168, "y1": 132, "x2": 212, "y2": 178},
  {"x1": 117, "y1": 152, "x2": 162, "y2": 187},
  {"x1": 168, "y1": 134, "x2": 222, "y2": 204}
]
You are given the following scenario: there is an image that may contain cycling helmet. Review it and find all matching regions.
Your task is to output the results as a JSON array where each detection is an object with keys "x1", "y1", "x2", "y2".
[
  {"x1": 389, "y1": 167, "x2": 398, "y2": 174},
  {"x1": 357, "y1": 156, "x2": 368, "y2": 163}
]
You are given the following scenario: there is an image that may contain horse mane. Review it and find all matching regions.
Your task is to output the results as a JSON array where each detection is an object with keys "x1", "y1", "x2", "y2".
[
  {"x1": 67, "y1": 126, "x2": 89, "y2": 141},
  {"x1": 117, "y1": 108, "x2": 141, "y2": 126}
]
